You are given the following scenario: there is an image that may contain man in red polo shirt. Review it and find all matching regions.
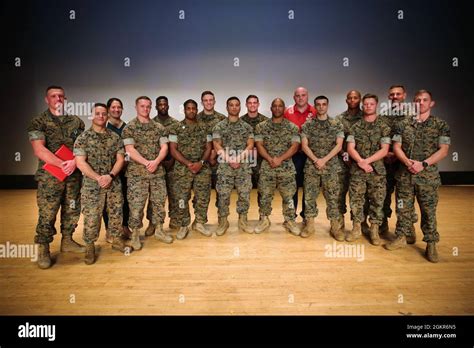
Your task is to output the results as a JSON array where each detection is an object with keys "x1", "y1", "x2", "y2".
[{"x1": 284, "y1": 87, "x2": 316, "y2": 221}]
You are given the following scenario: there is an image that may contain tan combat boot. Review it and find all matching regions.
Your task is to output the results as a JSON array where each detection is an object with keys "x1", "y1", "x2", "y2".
[
  {"x1": 369, "y1": 224, "x2": 381, "y2": 246},
  {"x1": 384, "y1": 234, "x2": 407, "y2": 250},
  {"x1": 238, "y1": 214, "x2": 254, "y2": 234},
  {"x1": 425, "y1": 242, "x2": 439, "y2": 263},
  {"x1": 406, "y1": 225, "x2": 417, "y2": 244},
  {"x1": 339, "y1": 215, "x2": 345, "y2": 233},
  {"x1": 346, "y1": 222, "x2": 362, "y2": 242},
  {"x1": 330, "y1": 219, "x2": 345, "y2": 242},
  {"x1": 144, "y1": 222, "x2": 155, "y2": 237},
  {"x1": 300, "y1": 218, "x2": 315, "y2": 238},
  {"x1": 112, "y1": 235, "x2": 131, "y2": 253},
  {"x1": 84, "y1": 243, "x2": 95, "y2": 265},
  {"x1": 130, "y1": 228, "x2": 142, "y2": 251},
  {"x1": 215, "y1": 217, "x2": 229, "y2": 236},
  {"x1": 154, "y1": 224, "x2": 173, "y2": 243},
  {"x1": 380, "y1": 218, "x2": 389, "y2": 235},
  {"x1": 37, "y1": 243, "x2": 52, "y2": 269},
  {"x1": 283, "y1": 220, "x2": 301, "y2": 236},
  {"x1": 176, "y1": 226, "x2": 190, "y2": 240},
  {"x1": 192, "y1": 220, "x2": 212, "y2": 237},
  {"x1": 61, "y1": 235, "x2": 86, "y2": 253},
  {"x1": 254, "y1": 216, "x2": 270, "y2": 234}
]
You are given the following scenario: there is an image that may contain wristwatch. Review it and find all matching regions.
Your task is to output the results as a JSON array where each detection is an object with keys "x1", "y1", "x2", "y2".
[
  {"x1": 201, "y1": 160, "x2": 207, "y2": 165},
  {"x1": 422, "y1": 161, "x2": 429, "y2": 168},
  {"x1": 109, "y1": 172, "x2": 116, "y2": 179}
]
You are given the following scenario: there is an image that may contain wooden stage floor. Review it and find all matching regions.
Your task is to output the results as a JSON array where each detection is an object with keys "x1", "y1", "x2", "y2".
[{"x1": 0, "y1": 186, "x2": 473, "y2": 315}]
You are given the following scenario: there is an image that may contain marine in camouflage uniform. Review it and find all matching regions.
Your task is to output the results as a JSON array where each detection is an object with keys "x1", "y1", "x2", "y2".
[
  {"x1": 301, "y1": 107, "x2": 345, "y2": 240},
  {"x1": 122, "y1": 98, "x2": 170, "y2": 249},
  {"x1": 335, "y1": 108, "x2": 364, "y2": 220},
  {"x1": 346, "y1": 94, "x2": 391, "y2": 245},
  {"x1": 27, "y1": 86, "x2": 86, "y2": 269},
  {"x1": 74, "y1": 103, "x2": 129, "y2": 264},
  {"x1": 254, "y1": 98, "x2": 301, "y2": 235},
  {"x1": 212, "y1": 97, "x2": 254, "y2": 235},
  {"x1": 241, "y1": 111, "x2": 269, "y2": 190},
  {"x1": 168, "y1": 99, "x2": 212, "y2": 240},
  {"x1": 146, "y1": 104, "x2": 179, "y2": 233},
  {"x1": 380, "y1": 94, "x2": 418, "y2": 240},
  {"x1": 385, "y1": 90, "x2": 450, "y2": 263}
]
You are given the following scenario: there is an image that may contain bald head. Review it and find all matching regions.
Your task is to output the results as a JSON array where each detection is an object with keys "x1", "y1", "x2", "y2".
[{"x1": 294, "y1": 87, "x2": 309, "y2": 108}]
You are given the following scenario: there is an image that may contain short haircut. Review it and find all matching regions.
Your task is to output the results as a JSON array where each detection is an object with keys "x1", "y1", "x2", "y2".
[
  {"x1": 226, "y1": 96, "x2": 240, "y2": 106},
  {"x1": 362, "y1": 93, "x2": 378, "y2": 103},
  {"x1": 271, "y1": 98, "x2": 285, "y2": 108},
  {"x1": 106, "y1": 97, "x2": 123, "y2": 109},
  {"x1": 135, "y1": 96, "x2": 152, "y2": 105},
  {"x1": 389, "y1": 85, "x2": 406, "y2": 92},
  {"x1": 314, "y1": 95, "x2": 329, "y2": 103},
  {"x1": 246, "y1": 94, "x2": 259, "y2": 103},
  {"x1": 46, "y1": 85, "x2": 64, "y2": 95},
  {"x1": 347, "y1": 90, "x2": 361, "y2": 98},
  {"x1": 183, "y1": 99, "x2": 198, "y2": 109},
  {"x1": 93, "y1": 103, "x2": 108, "y2": 111},
  {"x1": 414, "y1": 89, "x2": 433, "y2": 99},
  {"x1": 201, "y1": 90, "x2": 215, "y2": 100},
  {"x1": 156, "y1": 96, "x2": 168, "y2": 104}
]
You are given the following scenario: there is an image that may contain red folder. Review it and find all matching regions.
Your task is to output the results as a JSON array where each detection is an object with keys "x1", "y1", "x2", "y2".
[{"x1": 42, "y1": 145, "x2": 75, "y2": 182}]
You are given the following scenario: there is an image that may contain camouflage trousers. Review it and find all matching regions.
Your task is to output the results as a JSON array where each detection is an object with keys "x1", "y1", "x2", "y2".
[
  {"x1": 349, "y1": 173, "x2": 386, "y2": 225},
  {"x1": 340, "y1": 167, "x2": 369, "y2": 220},
  {"x1": 146, "y1": 170, "x2": 174, "y2": 224},
  {"x1": 34, "y1": 174, "x2": 81, "y2": 244},
  {"x1": 304, "y1": 172, "x2": 341, "y2": 220},
  {"x1": 384, "y1": 161, "x2": 418, "y2": 226},
  {"x1": 395, "y1": 178, "x2": 440, "y2": 242},
  {"x1": 258, "y1": 171, "x2": 296, "y2": 221},
  {"x1": 171, "y1": 167, "x2": 211, "y2": 227},
  {"x1": 82, "y1": 180, "x2": 123, "y2": 244},
  {"x1": 127, "y1": 175, "x2": 167, "y2": 230},
  {"x1": 339, "y1": 165, "x2": 351, "y2": 216},
  {"x1": 216, "y1": 169, "x2": 252, "y2": 218}
]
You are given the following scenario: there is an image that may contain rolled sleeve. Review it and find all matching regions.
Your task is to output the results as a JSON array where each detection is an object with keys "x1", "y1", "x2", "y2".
[
  {"x1": 336, "y1": 131, "x2": 345, "y2": 138},
  {"x1": 380, "y1": 137, "x2": 391, "y2": 145},
  {"x1": 28, "y1": 130, "x2": 45, "y2": 141},
  {"x1": 392, "y1": 134, "x2": 402, "y2": 143},
  {"x1": 123, "y1": 138, "x2": 135, "y2": 146},
  {"x1": 212, "y1": 131, "x2": 221, "y2": 140},
  {"x1": 438, "y1": 136, "x2": 451, "y2": 145},
  {"x1": 168, "y1": 134, "x2": 178, "y2": 143},
  {"x1": 159, "y1": 136, "x2": 169, "y2": 145},
  {"x1": 206, "y1": 134, "x2": 213, "y2": 142},
  {"x1": 291, "y1": 135, "x2": 301, "y2": 143},
  {"x1": 346, "y1": 135, "x2": 355, "y2": 143},
  {"x1": 73, "y1": 148, "x2": 86, "y2": 156},
  {"x1": 254, "y1": 135, "x2": 263, "y2": 142}
]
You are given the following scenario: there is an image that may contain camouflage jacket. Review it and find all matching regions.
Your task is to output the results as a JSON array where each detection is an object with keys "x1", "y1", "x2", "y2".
[
  {"x1": 73, "y1": 128, "x2": 124, "y2": 188},
  {"x1": 347, "y1": 117, "x2": 391, "y2": 175},
  {"x1": 122, "y1": 117, "x2": 168, "y2": 178},
  {"x1": 197, "y1": 110, "x2": 226, "y2": 134},
  {"x1": 27, "y1": 109, "x2": 85, "y2": 180},
  {"x1": 255, "y1": 118, "x2": 300, "y2": 175},
  {"x1": 168, "y1": 120, "x2": 212, "y2": 175},
  {"x1": 393, "y1": 115, "x2": 450, "y2": 185},
  {"x1": 335, "y1": 109, "x2": 363, "y2": 153},
  {"x1": 152, "y1": 115, "x2": 179, "y2": 130},
  {"x1": 240, "y1": 113, "x2": 269, "y2": 131},
  {"x1": 301, "y1": 117, "x2": 345, "y2": 175},
  {"x1": 212, "y1": 118, "x2": 254, "y2": 174}
]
